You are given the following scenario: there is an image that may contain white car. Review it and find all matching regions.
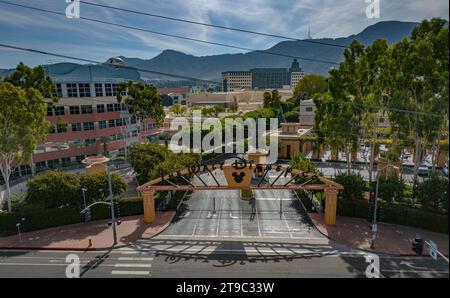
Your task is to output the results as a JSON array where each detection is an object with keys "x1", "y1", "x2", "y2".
[
  {"x1": 442, "y1": 164, "x2": 448, "y2": 177},
  {"x1": 417, "y1": 163, "x2": 430, "y2": 176}
]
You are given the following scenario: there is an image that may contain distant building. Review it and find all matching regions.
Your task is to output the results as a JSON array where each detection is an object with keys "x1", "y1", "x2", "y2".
[
  {"x1": 221, "y1": 59, "x2": 305, "y2": 92},
  {"x1": 158, "y1": 86, "x2": 189, "y2": 105},
  {"x1": 299, "y1": 99, "x2": 316, "y2": 127},
  {"x1": 8, "y1": 62, "x2": 160, "y2": 177}
]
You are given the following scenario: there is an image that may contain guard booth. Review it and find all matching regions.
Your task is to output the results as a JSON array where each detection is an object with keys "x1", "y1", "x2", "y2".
[{"x1": 137, "y1": 158, "x2": 343, "y2": 226}]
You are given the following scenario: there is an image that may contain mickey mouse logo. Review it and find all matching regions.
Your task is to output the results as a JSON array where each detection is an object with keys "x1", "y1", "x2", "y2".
[{"x1": 232, "y1": 171, "x2": 245, "y2": 183}]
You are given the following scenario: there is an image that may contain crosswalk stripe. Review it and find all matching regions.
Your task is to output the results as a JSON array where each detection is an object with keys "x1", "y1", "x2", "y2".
[
  {"x1": 118, "y1": 257, "x2": 153, "y2": 261},
  {"x1": 114, "y1": 263, "x2": 152, "y2": 268},
  {"x1": 111, "y1": 270, "x2": 150, "y2": 275}
]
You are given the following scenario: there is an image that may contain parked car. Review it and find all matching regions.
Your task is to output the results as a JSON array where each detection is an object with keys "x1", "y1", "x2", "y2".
[
  {"x1": 418, "y1": 163, "x2": 430, "y2": 176},
  {"x1": 442, "y1": 163, "x2": 448, "y2": 177}
]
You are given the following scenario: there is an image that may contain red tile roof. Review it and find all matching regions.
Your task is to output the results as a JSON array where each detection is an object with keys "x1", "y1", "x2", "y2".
[{"x1": 157, "y1": 86, "x2": 189, "y2": 95}]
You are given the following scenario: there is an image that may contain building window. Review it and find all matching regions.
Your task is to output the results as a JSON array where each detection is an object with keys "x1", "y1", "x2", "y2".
[
  {"x1": 99, "y1": 120, "x2": 107, "y2": 129},
  {"x1": 76, "y1": 155, "x2": 85, "y2": 163},
  {"x1": 54, "y1": 106, "x2": 65, "y2": 116},
  {"x1": 112, "y1": 84, "x2": 118, "y2": 96},
  {"x1": 67, "y1": 83, "x2": 78, "y2": 97},
  {"x1": 36, "y1": 161, "x2": 46, "y2": 171},
  {"x1": 84, "y1": 139, "x2": 96, "y2": 147},
  {"x1": 107, "y1": 103, "x2": 114, "y2": 112},
  {"x1": 47, "y1": 107, "x2": 54, "y2": 116},
  {"x1": 83, "y1": 122, "x2": 95, "y2": 131},
  {"x1": 116, "y1": 118, "x2": 123, "y2": 127},
  {"x1": 114, "y1": 103, "x2": 121, "y2": 111},
  {"x1": 78, "y1": 83, "x2": 91, "y2": 97},
  {"x1": 47, "y1": 159, "x2": 60, "y2": 168},
  {"x1": 52, "y1": 83, "x2": 62, "y2": 97},
  {"x1": 57, "y1": 123, "x2": 67, "y2": 133},
  {"x1": 108, "y1": 119, "x2": 116, "y2": 128},
  {"x1": 305, "y1": 107, "x2": 313, "y2": 112},
  {"x1": 72, "y1": 123, "x2": 82, "y2": 132},
  {"x1": 69, "y1": 106, "x2": 80, "y2": 115},
  {"x1": 81, "y1": 105, "x2": 93, "y2": 114},
  {"x1": 95, "y1": 83, "x2": 103, "y2": 97},
  {"x1": 61, "y1": 157, "x2": 71, "y2": 166},
  {"x1": 105, "y1": 83, "x2": 113, "y2": 96},
  {"x1": 131, "y1": 117, "x2": 137, "y2": 124},
  {"x1": 97, "y1": 104, "x2": 105, "y2": 113}
]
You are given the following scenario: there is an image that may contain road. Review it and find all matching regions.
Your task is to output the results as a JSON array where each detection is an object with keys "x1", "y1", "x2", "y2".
[{"x1": 0, "y1": 246, "x2": 448, "y2": 278}]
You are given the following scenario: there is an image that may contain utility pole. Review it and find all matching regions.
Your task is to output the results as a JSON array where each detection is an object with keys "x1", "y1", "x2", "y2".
[
  {"x1": 106, "y1": 164, "x2": 118, "y2": 245},
  {"x1": 370, "y1": 170, "x2": 380, "y2": 249}
]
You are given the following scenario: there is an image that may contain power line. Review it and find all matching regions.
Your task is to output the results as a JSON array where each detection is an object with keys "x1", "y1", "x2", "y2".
[
  {"x1": 0, "y1": 1, "x2": 340, "y2": 66},
  {"x1": 0, "y1": 44, "x2": 445, "y2": 118},
  {"x1": 0, "y1": 43, "x2": 222, "y2": 85},
  {"x1": 79, "y1": 0, "x2": 349, "y2": 49}
]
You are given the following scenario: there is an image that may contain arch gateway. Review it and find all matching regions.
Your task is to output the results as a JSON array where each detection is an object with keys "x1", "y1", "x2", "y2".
[{"x1": 137, "y1": 158, "x2": 343, "y2": 226}]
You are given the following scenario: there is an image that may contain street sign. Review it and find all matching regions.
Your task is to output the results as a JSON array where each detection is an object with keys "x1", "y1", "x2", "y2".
[{"x1": 429, "y1": 240, "x2": 438, "y2": 261}]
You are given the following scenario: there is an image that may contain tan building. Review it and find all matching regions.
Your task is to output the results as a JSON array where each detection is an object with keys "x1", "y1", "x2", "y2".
[
  {"x1": 221, "y1": 71, "x2": 252, "y2": 91},
  {"x1": 266, "y1": 123, "x2": 314, "y2": 159}
]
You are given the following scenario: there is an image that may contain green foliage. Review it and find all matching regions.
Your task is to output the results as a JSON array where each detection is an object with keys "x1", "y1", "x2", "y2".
[
  {"x1": 289, "y1": 153, "x2": 318, "y2": 174},
  {"x1": 169, "y1": 104, "x2": 187, "y2": 116},
  {"x1": 280, "y1": 98, "x2": 296, "y2": 113},
  {"x1": 202, "y1": 105, "x2": 225, "y2": 117},
  {"x1": 243, "y1": 108, "x2": 277, "y2": 120},
  {"x1": 26, "y1": 171, "x2": 80, "y2": 208},
  {"x1": 377, "y1": 174, "x2": 404, "y2": 203},
  {"x1": 284, "y1": 110, "x2": 299, "y2": 122},
  {"x1": 293, "y1": 74, "x2": 327, "y2": 101},
  {"x1": 117, "y1": 81, "x2": 165, "y2": 125},
  {"x1": 333, "y1": 172, "x2": 365, "y2": 201},
  {"x1": 240, "y1": 189, "x2": 253, "y2": 199},
  {"x1": 263, "y1": 90, "x2": 281, "y2": 109},
  {"x1": 25, "y1": 170, "x2": 128, "y2": 209},
  {"x1": 416, "y1": 174, "x2": 449, "y2": 212},
  {"x1": 129, "y1": 142, "x2": 200, "y2": 183}
]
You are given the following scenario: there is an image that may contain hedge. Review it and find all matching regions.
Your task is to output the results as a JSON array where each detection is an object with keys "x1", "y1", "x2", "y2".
[
  {"x1": 337, "y1": 199, "x2": 449, "y2": 234},
  {"x1": 0, "y1": 198, "x2": 144, "y2": 237}
]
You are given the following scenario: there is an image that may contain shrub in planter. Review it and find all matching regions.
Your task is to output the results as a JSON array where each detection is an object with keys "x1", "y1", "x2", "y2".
[{"x1": 333, "y1": 172, "x2": 365, "y2": 201}]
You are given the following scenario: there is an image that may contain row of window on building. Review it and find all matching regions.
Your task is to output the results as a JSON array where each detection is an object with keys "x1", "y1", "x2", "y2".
[
  {"x1": 49, "y1": 118, "x2": 139, "y2": 134},
  {"x1": 53, "y1": 83, "x2": 121, "y2": 98},
  {"x1": 47, "y1": 103, "x2": 127, "y2": 116}
]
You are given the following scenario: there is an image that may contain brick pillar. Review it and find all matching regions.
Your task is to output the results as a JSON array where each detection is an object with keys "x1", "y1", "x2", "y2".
[
  {"x1": 143, "y1": 189, "x2": 156, "y2": 223},
  {"x1": 324, "y1": 186, "x2": 338, "y2": 225}
]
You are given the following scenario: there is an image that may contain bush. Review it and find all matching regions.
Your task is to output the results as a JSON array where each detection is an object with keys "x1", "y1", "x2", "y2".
[
  {"x1": 376, "y1": 174, "x2": 404, "y2": 203},
  {"x1": 416, "y1": 174, "x2": 449, "y2": 212},
  {"x1": 333, "y1": 172, "x2": 365, "y2": 201},
  {"x1": 240, "y1": 189, "x2": 253, "y2": 200},
  {"x1": 24, "y1": 170, "x2": 128, "y2": 209}
]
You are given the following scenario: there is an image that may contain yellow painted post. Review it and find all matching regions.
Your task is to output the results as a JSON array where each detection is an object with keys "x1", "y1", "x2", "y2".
[
  {"x1": 324, "y1": 186, "x2": 338, "y2": 225},
  {"x1": 143, "y1": 189, "x2": 156, "y2": 223}
]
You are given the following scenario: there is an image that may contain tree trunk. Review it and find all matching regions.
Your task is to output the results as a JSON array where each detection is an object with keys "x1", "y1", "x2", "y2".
[
  {"x1": 412, "y1": 134, "x2": 421, "y2": 187},
  {"x1": 345, "y1": 144, "x2": 351, "y2": 175},
  {"x1": 5, "y1": 176, "x2": 11, "y2": 211},
  {"x1": 432, "y1": 137, "x2": 440, "y2": 173},
  {"x1": 369, "y1": 140, "x2": 375, "y2": 184}
]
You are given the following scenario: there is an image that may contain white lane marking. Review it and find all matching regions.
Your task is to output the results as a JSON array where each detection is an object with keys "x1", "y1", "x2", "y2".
[
  {"x1": 111, "y1": 270, "x2": 150, "y2": 275},
  {"x1": 381, "y1": 269, "x2": 449, "y2": 274},
  {"x1": 229, "y1": 212, "x2": 239, "y2": 219},
  {"x1": 114, "y1": 263, "x2": 152, "y2": 268},
  {"x1": 118, "y1": 257, "x2": 153, "y2": 261}
]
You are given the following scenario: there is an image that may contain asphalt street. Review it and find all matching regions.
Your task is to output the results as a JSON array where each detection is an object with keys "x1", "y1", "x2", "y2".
[{"x1": 0, "y1": 246, "x2": 448, "y2": 278}]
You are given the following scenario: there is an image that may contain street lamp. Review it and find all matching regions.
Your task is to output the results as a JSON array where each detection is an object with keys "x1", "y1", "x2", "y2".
[
  {"x1": 370, "y1": 163, "x2": 399, "y2": 249},
  {"x1": 81, "y1": 188, "x2": 87, "y2": 209}
]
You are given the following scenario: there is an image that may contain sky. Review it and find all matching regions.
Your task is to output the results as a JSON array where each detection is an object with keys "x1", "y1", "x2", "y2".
[{"x1": 0, "y1": 0, "x2": 449, "y2": 68}]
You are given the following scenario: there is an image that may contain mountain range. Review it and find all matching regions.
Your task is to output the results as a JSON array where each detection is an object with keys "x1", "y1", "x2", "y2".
[{"x1": 121, "y1": 21, "x2": 419, "y2": 81}]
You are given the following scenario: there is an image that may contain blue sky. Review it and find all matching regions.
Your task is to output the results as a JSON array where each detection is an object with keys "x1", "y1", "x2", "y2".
[{"x1": 0, "y1": 0, "x2": 448, "y2": 68}]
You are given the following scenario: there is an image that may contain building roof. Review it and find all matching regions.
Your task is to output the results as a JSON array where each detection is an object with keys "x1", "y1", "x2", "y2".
[
  {"x1": 157, "y1": 86, "x2": 189, "y2": 95},
  {"x1": 43, "y1": 63, "x2": 141, "y2": 83}
]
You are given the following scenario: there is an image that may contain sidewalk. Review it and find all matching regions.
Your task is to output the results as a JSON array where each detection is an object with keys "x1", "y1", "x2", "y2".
[
  {"x1": 309, "y1": 213, "x2": 449, "y2": 255},
  {"x1": 0, "y1": 212, "x2": 175, "y2": 250}
]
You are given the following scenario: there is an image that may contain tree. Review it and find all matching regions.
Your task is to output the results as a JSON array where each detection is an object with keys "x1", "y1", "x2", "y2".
[
  {"x1": 79, "y1": 172, "x2": 128, "y2": 204},
  {"x1": 293, "y1": 74, "x2": 327, "y2": 104},
  {"x1": 117, "y1": 82, "x2": 165, "y2": 145},
  {"x1": 169, "y1": 104, "x2": 187, "y2": 116},
  {"x1": 289, "y1": 153, "x2": 318, "y2": 174},
  {"x1": 284, "y1": 110, "x2": 300, "y2": 123},
  {"x1": 416, "y1": 174, "x2": 448, "y2": 212},
  {"x1": 263, "y1": 90, "x2": 281, "y2": 109},
  {"x1": 25, "y1": 171, "x2": 80, "y2": 208},
  {"x1": 333, "y1": 172, "x2": 365, "y2": 201},
  {"x1": 129, "y1": 143, "x2": 169, "y2": 184},
  {"x1": 0, "y1": 82, "x2": 51, "y2": 211}
]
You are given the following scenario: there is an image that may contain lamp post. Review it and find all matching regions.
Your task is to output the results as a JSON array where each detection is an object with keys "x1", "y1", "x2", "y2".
[
  {"x1": 81, "y1": 188, "x2": 87, "y2": 209},
  {"x1": 106, "y1": 163, "x2": 118, "y2": 246},
  {"x1": 370, "y1": 163, "x2": 399, "y2": 249}
]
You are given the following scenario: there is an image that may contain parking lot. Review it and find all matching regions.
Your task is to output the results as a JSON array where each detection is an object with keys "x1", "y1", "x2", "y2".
[{"x1": 160, "y1": 170, "x2": 324, "y2": 240}]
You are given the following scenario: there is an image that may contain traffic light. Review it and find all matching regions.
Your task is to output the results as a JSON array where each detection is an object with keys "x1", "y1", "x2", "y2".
[{"x1": 411, "y1": 236, "x2": 424, "y2": 256}]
